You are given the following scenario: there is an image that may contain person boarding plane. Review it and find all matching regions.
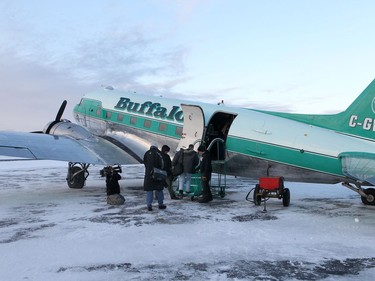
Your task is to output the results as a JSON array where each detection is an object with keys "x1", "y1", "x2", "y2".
[{"x1": 1, "y1": 80, "x2": 375, "y2": 205}]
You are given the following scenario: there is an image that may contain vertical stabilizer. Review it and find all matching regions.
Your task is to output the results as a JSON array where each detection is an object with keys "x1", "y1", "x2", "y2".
[
  {"x1": 258, "y1": 80, "x2": 375, "y2": 141},
  {"x1": 335, "y1": 79, "x2": 375, "y2": 140}
]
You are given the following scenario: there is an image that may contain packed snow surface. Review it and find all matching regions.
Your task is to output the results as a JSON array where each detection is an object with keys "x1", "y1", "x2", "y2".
[{"x1": 1, "y1": 161, "x2": 375, "y2": 280}]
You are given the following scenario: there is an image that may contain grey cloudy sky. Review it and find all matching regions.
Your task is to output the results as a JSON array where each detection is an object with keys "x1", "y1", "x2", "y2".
[{"x1": 1, "y1": 0, "x2": 375, "y2": 131}]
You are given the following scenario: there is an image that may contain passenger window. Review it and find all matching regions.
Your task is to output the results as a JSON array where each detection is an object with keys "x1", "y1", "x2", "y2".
[
  {"x1": 144, "y1": 120, "x2": 151, "y2": 128},
  {"x1": 130, "y1": 117, "x2": 137, "y2": 125},
  {"x1": 117, "y1": 114, "x2": 124, "y2": 122},
  {"x1": 106, "y1": 111, "x2": 112, "y2": 119},
  {"x1": 159, "y1": 123, "x2": 167, "y2": 131}
]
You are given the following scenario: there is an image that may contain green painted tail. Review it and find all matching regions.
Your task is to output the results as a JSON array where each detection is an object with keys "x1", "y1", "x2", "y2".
[
  {"x1": 257, "y1": 79, "x2": 375, "y2": 141},
  {"x1": 335, "y1": 79, "x2": 375, "y2": 139}
]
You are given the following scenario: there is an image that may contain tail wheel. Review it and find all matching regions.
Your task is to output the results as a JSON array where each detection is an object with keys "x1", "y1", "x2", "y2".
[
  {"x1": 361, "y1": 188, "x2": 375, "y2": 205},
  {"x1": 282, "y1": 188, "x2": 290, "y2": 207},
  {"x1": 67, "y1": 166, "x2": 85, "y2": 189},
  {"x1": 253, "y1": 184, "x2": 262, "y2": 206}
]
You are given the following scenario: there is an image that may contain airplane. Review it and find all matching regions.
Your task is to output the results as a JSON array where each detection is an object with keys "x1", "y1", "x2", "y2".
[{"x1": 1, "y1": 80, "x2": 375, "y2": 206}]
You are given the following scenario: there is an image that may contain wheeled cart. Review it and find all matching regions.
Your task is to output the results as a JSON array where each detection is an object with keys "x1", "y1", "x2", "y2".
[
  {"x1": 185, "y1": 173, "x2": 203, "y2": 200},
  {"x1": 173, "y1": 173, "x2": 226, "y2": 200},
  {"x1": 173, "y1": 173, "x2": 202, "y2": 200},
  {"x1": 247, "y1": 176, "x2": 290, "y2": 207}
]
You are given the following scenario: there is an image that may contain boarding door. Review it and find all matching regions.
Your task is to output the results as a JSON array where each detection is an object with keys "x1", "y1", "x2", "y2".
[{"x1": 176, "y1": 104, "x2": 205, "y2": 151}]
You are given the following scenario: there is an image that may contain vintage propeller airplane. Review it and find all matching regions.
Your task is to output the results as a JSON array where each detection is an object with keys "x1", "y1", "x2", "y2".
[{"x1": 1, "y1": 80, "x2": 375, "y2": 205}]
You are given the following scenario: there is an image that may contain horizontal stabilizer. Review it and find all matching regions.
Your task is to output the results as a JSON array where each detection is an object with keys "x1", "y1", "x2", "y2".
[{"x1": 339, "y1": 152, "x2": 375, "y2": 185}]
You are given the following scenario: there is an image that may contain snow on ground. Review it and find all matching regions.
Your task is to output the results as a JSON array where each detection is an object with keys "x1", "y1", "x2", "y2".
[{"x1": 0, "y1": 160, "x2": 375, "y2": 281}]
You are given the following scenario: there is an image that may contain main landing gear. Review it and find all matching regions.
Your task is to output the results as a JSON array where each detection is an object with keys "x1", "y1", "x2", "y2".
[
  {"x1": 66, "y1": 162, "x2": 90, "y2": 189},
  {"x1": 342, "y1": 182, "x2": 375, "y2": 206}
]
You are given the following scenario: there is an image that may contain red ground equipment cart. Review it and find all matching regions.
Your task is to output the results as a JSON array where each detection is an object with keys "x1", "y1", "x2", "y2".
[{"x1": 248, "y1": 176, "x2": 290, "y2": 207}]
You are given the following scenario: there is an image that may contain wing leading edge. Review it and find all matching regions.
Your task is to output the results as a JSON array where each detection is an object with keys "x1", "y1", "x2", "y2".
[{"x1": 0, "y1": 131, "x2": 140, "y2": 165}]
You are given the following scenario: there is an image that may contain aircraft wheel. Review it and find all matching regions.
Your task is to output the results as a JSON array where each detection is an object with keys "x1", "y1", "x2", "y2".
[
  {"x1": 67, "y1": 166, "x2": 85, "y2": 189},
  {"x1": 253, "y1": 184, "x2": 262, "y2": 206},
  {"x1": 282, "y1": 188, "x2": 290, "y2": 207},
  {"x1": 361, "y1": 188, "x2": 375, "y2": 205}
]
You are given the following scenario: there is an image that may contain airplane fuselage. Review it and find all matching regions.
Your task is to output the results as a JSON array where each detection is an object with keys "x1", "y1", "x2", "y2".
[{"x1": 73, "y1": 88, "x2": 375, "y2": 185}]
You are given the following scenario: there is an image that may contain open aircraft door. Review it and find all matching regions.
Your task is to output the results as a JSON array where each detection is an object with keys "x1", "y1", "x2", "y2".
[
  {"x1": 176, "y1": 104, "x2": 206, "y2": 151},
  {"x1": 206, "y1": 111, "x2": 237, "y2": 160}
]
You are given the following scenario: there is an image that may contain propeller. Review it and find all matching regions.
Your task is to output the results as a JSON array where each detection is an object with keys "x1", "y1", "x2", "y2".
[
  {"x1": 33, "y1": 100, "x2": 67, "y2": 134},
  {"x1": 55, "y1": 100, "x2": 67, "y2": 124}
]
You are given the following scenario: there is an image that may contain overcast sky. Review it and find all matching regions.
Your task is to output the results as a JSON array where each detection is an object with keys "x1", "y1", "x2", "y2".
[{"x1": 1, "y1": 0, "x2": 375, "y2": 131}]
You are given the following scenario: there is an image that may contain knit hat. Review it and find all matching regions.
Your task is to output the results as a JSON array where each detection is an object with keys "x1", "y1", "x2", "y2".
[{"x1": 197, "y1": 145, "x2": 206, "y2": 152}]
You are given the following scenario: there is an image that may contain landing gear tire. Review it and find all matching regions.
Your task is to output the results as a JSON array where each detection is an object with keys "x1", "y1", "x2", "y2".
[
  {"x1": 67, "y1": 166, "x2": 85, "y2": 189},
  {"x1": 282, "y1": 188, "x2": 290, "y2": 207},
  {"x1": 253, "y1": 184, "x2": 262, "y2": 206},
  {"x1": 361, "y1": 188, "x2": 375, "y2": 205}
]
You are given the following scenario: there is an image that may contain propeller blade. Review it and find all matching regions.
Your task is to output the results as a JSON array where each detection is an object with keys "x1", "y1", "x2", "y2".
[
  {"x1": 44, "y1": 100, "x2": 67, "y2": 134},
  {"x1": 55, "y1": 100, "x2": 67, "y2": 121}
]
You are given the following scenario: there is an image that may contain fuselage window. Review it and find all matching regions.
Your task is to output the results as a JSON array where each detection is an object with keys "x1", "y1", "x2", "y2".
[
  {"x1": 96, "y1": 108, "x2": 102, "y2": 117},
  {"x1": 106, "y1": 111, "x2": 112, "y2": 119},
  {"x1": 159, "y1": 123, "x2": 167, "y2": 131},
  {"x1": 175, "y1": 126, "x2": 183, "y2": 136},
  {"x1": 130, "y1": 117, "x2": 137, "y2": 125},
  {"x1": 144, "y1": 120, "x2": 151, "y2": 128},
  {"x1": 117, "y1": 114, "x2": 124, "y2": 122}
]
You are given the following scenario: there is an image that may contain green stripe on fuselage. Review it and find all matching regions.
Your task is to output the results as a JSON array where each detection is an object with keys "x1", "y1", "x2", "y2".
[
  {"x1": 74, "y1": 98, "x2": 183, "y2": 139},
  {"x1": 226, "y1": 136, "x2": 342, "y2": 176}
]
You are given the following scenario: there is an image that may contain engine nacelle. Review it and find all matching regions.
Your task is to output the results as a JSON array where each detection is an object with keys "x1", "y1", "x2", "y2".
[{"x1": 43, "y1": 120, "x2": 96, "y2": 140}]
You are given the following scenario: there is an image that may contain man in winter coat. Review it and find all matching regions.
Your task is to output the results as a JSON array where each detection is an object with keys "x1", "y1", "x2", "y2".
[
  {"x1": 161, "y1": 145, "x2": 179, "y2": 200},
  {"x1": 173, "y1": 144, "x2": 199, "y2": 196},
  {"x1": 197, "y1": 145, "x2": 213, "y2": 203},
  {"x1": 143, "y1": 144, "x2": 167, "y2": 211}
]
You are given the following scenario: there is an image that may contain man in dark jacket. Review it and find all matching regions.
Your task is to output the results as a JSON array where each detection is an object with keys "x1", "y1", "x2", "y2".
[
  {"x1": 197, "y1": 145, "x2": 213, "y2": 203},
  {"x1": 161, "y1": 145, "x2": 179, "y2": 200},
  {"x1": 174, "y1": 144, "x2": 199, "y2": 196},
  {"x1": 143, "y1": 144, "x2": 167, "y2": 211}
]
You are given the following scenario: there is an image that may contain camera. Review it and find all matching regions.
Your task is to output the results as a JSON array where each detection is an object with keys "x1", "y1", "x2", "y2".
[{"x1": 100, "y1": 165, "x2": 122, "y2": 177}]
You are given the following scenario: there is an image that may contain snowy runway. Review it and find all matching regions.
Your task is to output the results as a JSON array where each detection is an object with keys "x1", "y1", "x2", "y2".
[{"x1": 0, "y1": 161, "x2": 374, "y2": 280}]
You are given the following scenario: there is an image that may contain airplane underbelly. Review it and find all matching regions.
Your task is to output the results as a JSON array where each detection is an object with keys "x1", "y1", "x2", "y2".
[{"x1": 222, "y1": 151, "x2": 344, "y2": 184}]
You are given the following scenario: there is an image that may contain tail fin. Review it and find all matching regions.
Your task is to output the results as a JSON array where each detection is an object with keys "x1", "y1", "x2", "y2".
[
  {"x1": 258, "y1": 79, "x2": 375, "y2": 140},
  {"x1": 334, "y1": 79, "x2": 375, "y2": 140}
]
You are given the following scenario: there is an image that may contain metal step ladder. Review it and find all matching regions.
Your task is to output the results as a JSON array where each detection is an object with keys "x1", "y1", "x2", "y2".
[
  {"x1": 208, "y1": 138, "x2": 227, "y2": 198},
  {"x1": 211, "y1": 160, "x2": 226, "y2": 198}
]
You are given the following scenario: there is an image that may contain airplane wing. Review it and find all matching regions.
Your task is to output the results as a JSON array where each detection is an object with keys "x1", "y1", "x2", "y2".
[
  {"x1": 0, "y1": 131, "x2": 140, "y2": 165},
  {"x1": 340, "y1": 152, "x2": 375, "y2": 185}
]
